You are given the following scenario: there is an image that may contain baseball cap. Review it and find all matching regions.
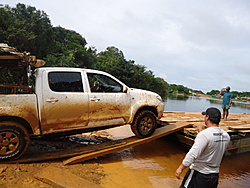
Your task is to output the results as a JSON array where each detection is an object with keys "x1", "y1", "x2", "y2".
[
  {"x1": 226, "y1": 86, "x2": 230, "y2": 90},
  {"x1": 202, "y1": 107, "x2": 221, "y2": 118}
]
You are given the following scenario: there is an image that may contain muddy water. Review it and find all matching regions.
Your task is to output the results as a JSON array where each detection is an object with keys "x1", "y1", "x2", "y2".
[{"x1": 95, "y1": 125, "x2": 250, "y2": 188}]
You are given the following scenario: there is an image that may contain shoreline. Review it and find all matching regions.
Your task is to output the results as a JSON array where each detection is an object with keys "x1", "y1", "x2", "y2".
[{"x1": 167, "y1": 93, "x2": 250, "y2": 104}]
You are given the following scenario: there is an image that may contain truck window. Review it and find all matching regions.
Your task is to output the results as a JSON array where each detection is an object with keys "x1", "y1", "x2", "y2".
[
  {"x1": 87, "y1": 73, "x2": 123, "y2": 93},
  {"x1": 48, "y1": 72, "x2": 83, "y2": 92}
]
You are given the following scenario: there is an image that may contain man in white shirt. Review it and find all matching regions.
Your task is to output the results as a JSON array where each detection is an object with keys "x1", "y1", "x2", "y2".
[{"x1": 175, "y1": 107, "x2": 230, "y2": 188}]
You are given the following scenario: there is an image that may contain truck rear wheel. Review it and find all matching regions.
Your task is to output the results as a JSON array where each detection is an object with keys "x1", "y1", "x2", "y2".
[
  {"x1": 0, "y1": 122, "x2": 30, "y2": 161},
  {"x1": 131, "y1": 110, "x2": 157, "y2": 138}
]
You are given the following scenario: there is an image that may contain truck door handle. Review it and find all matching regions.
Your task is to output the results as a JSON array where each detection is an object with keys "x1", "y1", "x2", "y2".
[
  {"x1": 90, "y1": 97, "x2": 100, "y2": 102},
  {"x1": 46, "y1": 98, "x2": 59, "y2": 103}
]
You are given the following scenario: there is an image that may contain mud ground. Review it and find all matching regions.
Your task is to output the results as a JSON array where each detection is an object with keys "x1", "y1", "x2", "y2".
[
  {"x1": 0, "y1": 112, "x2": 249, "y2": 188},
  {"x1": 0, "y1": 132, "x2": 110, "y2": 188}
]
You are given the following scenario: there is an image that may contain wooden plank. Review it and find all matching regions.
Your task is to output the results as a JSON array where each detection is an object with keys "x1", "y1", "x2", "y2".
[
  {"x1": 63, "y1": 122, "x2": 193, "y2": 165},
  {"x1": 228, "y1": 124, "x2": 250, "y2": 130},
  {"x1": 0, "y1": 55, "x2": 21, "y2": 60},
  {"x1": 238, "y1": 130, "x2": 250, "y2": 133},
  {"x1": 4, "y1": 140, "x2": 127, "y2": 164},
  {"x1": 0, "y1": 84, "x2": 32, "y2": 90},
  {"x1": 35, "y1": 166, "x2": 102, "y2": 188},
  {"x1": 3, "y1": 122, "x2": 192, "y2": 164}
]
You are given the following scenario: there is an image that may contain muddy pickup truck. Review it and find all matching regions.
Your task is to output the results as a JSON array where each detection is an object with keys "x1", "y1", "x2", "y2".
[{"x1": 0, "y1": 44, "x2": 164, "y2": 161}]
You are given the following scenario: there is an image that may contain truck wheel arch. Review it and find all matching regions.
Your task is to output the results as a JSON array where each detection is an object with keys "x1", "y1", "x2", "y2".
[
  {"x1": 0, "y1": 117, "x2": 33, "y2": 135},
  {"x1": 133, "y1": 106, "x2": 158, "y2": 120}
]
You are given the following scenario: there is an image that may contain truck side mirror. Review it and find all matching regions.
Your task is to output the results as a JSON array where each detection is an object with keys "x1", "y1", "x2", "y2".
[{"x1": 123, "y1": 87, "x2": 128, "y2": 93}]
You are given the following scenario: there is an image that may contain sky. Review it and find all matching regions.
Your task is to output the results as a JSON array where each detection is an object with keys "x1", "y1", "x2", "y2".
[{"x1": 3, "y1": 0, "x2": 250, "y2": 93}]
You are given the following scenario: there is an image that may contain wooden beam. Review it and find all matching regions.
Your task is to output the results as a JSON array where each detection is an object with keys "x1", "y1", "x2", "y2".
[
  {"x1": 0, "y1": 55, "x2": 21, "y2": 60},
  {"x1": 228, "y1": 124, "x2": 250, "y2": 130}
]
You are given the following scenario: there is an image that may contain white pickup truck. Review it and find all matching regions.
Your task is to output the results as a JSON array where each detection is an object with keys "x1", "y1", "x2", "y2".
[{"x1": 0, "y1": 65, "x2": 164, "y2": 160}]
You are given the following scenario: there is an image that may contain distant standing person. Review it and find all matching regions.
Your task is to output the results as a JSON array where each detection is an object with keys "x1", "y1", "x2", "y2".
[
  {"x1": 220, "y1": 86, "x2": 233, "y2": 120},
  {"x1": 175, "y1": 107, "x2": 230, "y2": 188}
]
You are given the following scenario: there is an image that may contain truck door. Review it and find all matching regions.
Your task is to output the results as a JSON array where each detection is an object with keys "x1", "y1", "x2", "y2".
[
  {"x1": 87, "y1": 72, "x2": 131, "y2": 127},
  {"x1": 41, "y1": 71, "x2": 89, "y2": 134}
]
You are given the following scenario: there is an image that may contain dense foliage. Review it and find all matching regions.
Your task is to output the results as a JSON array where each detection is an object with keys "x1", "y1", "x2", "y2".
[
  {"x1": 206, "y1": 90, "x2": 250, "y2": 99},
  {"x1": 206, "y1": 90, "x2": 220, "y2": 96},
  {"x1": 167, "y1": 84, "x2": 204, "y2": 96},
  {"x1": 232, "y1": 91, "x2": 250, "y2": 98}
]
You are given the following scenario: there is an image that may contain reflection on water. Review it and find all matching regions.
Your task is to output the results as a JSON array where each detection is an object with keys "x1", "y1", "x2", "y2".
[
  {"x1": 100, "y1": 134, "x2": 184, "y2": 187},
  {"x1": 164, "y1": 96, "x2": 250, "y2": 114},
  {"x1": 166, "y1": 94, "x2": 189, "y2": 101},
  {"x1": 220, "y1": 153, "x2": 250, "y2": 188},
  {"x1": 99, "y1": 134, "x2": 250, "y2": 188},
  {"x1": 208, "y1": 98, "x2": 250, "y2": 110}
]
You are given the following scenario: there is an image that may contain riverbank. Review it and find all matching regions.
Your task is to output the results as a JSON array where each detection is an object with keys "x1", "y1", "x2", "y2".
[{"x1": 168, "y1": 93, "x2": 250, "y2": 103}]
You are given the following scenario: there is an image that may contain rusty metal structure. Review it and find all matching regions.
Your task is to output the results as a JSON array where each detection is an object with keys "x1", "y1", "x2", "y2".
[{"x1": 0, "y1": 43, "x2": 45, "y2": 94}]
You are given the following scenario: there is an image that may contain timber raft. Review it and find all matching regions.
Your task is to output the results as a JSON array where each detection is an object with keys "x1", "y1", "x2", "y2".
[
  {"x1": 166, "y1": 111, "x2": 250, "y2": 156},
  {"x1": 3, "y1": 112, "x2": 250, "y2": 164}
]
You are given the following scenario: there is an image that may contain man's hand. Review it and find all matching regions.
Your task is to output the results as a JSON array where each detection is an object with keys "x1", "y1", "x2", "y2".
[
  {"x1": 220, "y1": 88, "x2": 225, "y2": 95},
  {"x1": 175, "y1": 167, "x2": 183, "y2": 179},
  {"x1": 175, "y1": 163, "x2": 187, "y2": 179}
]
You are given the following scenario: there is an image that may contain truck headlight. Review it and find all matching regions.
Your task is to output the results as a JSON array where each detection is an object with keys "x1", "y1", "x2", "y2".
[{"x1": 156, "y1": 95, "x2": 162, "y2": 102}]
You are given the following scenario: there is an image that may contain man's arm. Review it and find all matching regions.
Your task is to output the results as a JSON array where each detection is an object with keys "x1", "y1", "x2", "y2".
[
  {"x1": 219, "y1": 88, "x2": 225, "y2": 96},
  {"x1": 175, "y1": 132, "x2": 207, "y2": 179},
  {"x1": 175, "y1": 163, "x2": 188, "y2": 179},
  {"x1": 229, "y1": 96, "x2": 233, "y2": 107}
]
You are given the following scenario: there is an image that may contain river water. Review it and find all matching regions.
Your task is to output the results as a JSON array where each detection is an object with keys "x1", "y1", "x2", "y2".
[
  {"x1": 164, "y1": 96, "x2": 250, "y2": 114},
  {"x1": 99, "y1": 97, "x2": 250, "y2": 188}
]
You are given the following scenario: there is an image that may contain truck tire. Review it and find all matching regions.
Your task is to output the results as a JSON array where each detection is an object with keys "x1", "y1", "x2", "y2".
[
  {"x1": 131, "y1": 110, "x2": 157, "y2": 138},
  {"x1": 0, "y1": 122, "x2": 30, "y2": 161}
]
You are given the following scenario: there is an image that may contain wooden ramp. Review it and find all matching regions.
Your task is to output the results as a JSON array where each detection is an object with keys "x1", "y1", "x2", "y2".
[
  {"x1": 4, "y1": 122, "x2": 192, "y2": 164},
  {"x1": 63, "y1": 122, "x2": 192, "y2": 165}
]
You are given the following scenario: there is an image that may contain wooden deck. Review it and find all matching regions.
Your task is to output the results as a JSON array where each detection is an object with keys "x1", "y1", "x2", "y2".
[{"x1": 166, "y1": 112, "x2": 250, "y2": 156}]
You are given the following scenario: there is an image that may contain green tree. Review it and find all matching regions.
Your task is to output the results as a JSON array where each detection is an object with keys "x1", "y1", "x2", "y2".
[
  {"x1": 45, "y1": 26, "x2": 96, "y2": 68},
  {"x1": 93, "y1": 46, "x2": 168, "y2": 97},
  {"x1": 206, "y1": 90, "x2": 220, "y2": 96},
  {"x1": 0, "y1": 4, "x2": 96, "y2": 68},
  {"x1": 0, "y1": 3, "x2": 54, "y2": 58}
]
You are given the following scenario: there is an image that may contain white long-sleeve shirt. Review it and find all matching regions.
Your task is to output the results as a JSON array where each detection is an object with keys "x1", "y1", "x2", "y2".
[{"x1": 182, "y1": 127, "x2": 230, "y2": 174}]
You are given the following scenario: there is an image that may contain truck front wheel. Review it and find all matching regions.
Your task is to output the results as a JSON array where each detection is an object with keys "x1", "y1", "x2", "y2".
[
  {"x1": 0, "y1": 122, "x2": 30, "y2": 161},
  {"x1": 131, "y1": 110, "x2": 157, "y2": 138}
]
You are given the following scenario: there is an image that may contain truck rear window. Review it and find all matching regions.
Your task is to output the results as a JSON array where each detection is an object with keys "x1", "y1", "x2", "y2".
[{"x1": 48, "y1": 72, "x2": 83, "y2": 92}]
